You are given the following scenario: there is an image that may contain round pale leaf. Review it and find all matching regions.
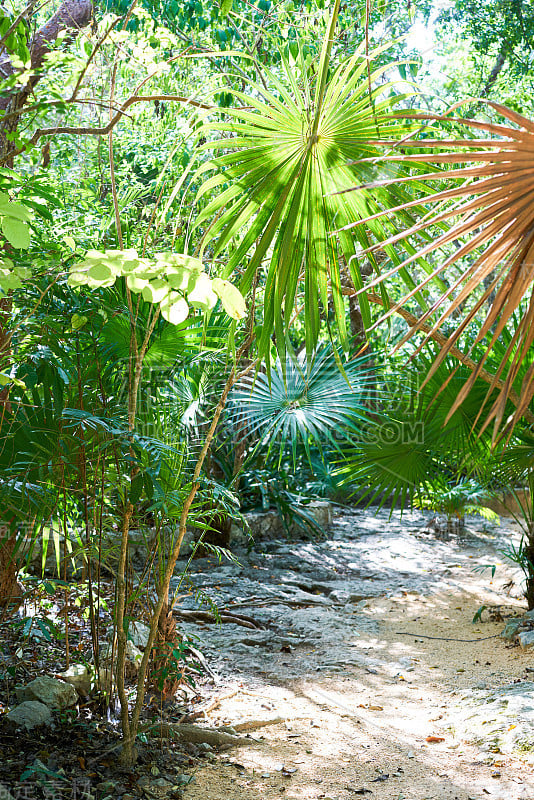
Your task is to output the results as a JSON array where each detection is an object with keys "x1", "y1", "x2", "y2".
[
  {"x1": 68, "y1": 271, "x2": 88, "y2": 287},
  {"x1": 212, "y1": 277, "x2": 247, "y2": 319},
  {"x1": 142, "y1": 279, "x2": 169, "y2": 304},
  {"x1": 166, "y1": 266, "x2": 189, "y2": 291},
  {"x1": 88, "y1": 263, "x2": 114, "y2": 283},
  {"x1": 127, "y1": 274, "x2": 150, "y2": 293},
  {"x1": 160, "y1": 293, "x2": 189, "y2": 325},
  {"x1": 187, "y1": 272, "x2": 217, "y2": 311}
]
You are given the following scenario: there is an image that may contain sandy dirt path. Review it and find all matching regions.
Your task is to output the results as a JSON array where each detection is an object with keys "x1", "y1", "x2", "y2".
[{"x1": 176, "y1": 508, "x2": 534, "y2": 800}]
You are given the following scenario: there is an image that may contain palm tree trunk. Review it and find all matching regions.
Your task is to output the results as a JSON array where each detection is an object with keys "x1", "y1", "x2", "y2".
[{"x1": 0, "y1": 528, "x2": 22, "y2": 608}]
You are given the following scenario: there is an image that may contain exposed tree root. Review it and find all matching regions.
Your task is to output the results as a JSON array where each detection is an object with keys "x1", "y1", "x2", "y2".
[
  {"x1": 173, "y1": 609, "x2": 265, "y2": 629},
  {"x1": 143, "y1": 722, "x2": 258, "y2": 748},
  {"x1": 231, "y1": 716, "x2": 286, "y2": 732}
]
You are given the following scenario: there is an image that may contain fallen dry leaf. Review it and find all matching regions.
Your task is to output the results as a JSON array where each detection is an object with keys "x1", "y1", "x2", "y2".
[{"x1": 426, "y1": 736, "x2": 445, "y2": 743}]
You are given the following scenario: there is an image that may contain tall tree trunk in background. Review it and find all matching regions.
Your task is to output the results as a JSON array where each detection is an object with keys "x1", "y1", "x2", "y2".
[
  {"x1": 0, "y1": 0, "x2": 93, "y2": 164},
  {"x1": 481, "y1": 48, "x2": 507, "y2": 98},
  {"x1": 465, "y1": 46, "x2": 508, "y2": 120},
  {"x1": 348, "y1": 294, "x2": 367, "y2": 353},
  {"x1": 525, "y1": 525, "x2": 534, "y2": 611},
  {"x1": 0, "y1": 292, "x2": 17, "y2": 607}
]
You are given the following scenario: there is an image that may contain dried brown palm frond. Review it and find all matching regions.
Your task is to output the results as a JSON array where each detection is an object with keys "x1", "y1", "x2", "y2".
[{"x1": 339, "y1": 101, "x2": 534, "y2": 440}]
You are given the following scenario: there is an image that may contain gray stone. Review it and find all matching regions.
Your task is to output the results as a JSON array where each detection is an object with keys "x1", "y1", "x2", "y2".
[
  {"x1": 501, "y1": 620, "x2": 522, "y2": 641},
  {"x1": 445, "y1": 681, "x2": 534, "y2": 756},
  {"x1": 16, "y1": 676, "x2": 77, "y2": 709},
  {"x1": 100, "y1": 640, "x2": 143, "y2": 669},
  {"x1": 126, "y1": 639, "x2": 143, "y2": 667},
  {"x1": 7, "y1": 700, "x2": 53, "y2": 730},
  {"x1": 329, "y1": 589, "x2": 368, "y2": 604},
  {"x1": 0, "y1": 784, "x2": 15, "y2": 800},
  {"x1": 59, "y1": 664, "x2": 91, "y2": 695},
  {"x1": 128, "y1": 621, "x2": 151, "y2": 650},
  {"x1": 519, "y1": 631, "x2": 534, "y2": 650},
  {"x1": 230, "y1": 501, "x2": 333, "y2": 544}
]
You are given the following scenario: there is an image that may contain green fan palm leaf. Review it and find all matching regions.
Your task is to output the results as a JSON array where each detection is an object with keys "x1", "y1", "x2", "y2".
[
  {"x1": 191, "y1": 3, "x2": 433, "y2": 363},
  {"x1": 336, "y1": 353, "x2": 501, "y2": 511},
  {"x1": 229, "y1": 346, "x2": 375, "y2": 465}
]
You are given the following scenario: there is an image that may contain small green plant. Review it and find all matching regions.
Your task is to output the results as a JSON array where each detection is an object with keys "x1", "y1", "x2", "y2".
[
  {"x1": 151, "y1": 636, "x2": 204, "y2": 698},
  {"x1": 418, "y1": 480, "x2": 499, "y2": 534},
  {"x1": 240, "y1": 465, "x2": 326, "y2": 538},
  {"x1": 472, "y1": 605, "x2": 488, "y2": 623},
  {"x1": 10, "y1": 612, "x2": 64, "y2": 646}
]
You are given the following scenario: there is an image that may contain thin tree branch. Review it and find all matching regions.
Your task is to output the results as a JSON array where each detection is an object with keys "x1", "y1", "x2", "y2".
[
  {"x1": 69, "y1": 16, "x2": 119, "y2": 103},
  {"x1": 1, "y1": 93, "x2": 214, "y2": 163}
]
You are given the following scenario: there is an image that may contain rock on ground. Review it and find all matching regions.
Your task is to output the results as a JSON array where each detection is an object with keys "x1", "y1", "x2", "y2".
[
  {"x1": 128, "y1": 621, "x2": 151, "y2": 650},
  {"x1": 0, "y1": 785, "x2": 15, "y2": 800},
  {"x1": 59, "y1": 664, "x2": 91, "y2": 695},
  {"x1": 16, "y1": 676, "x2": 77, "y2": 709},
  {"x1": 7, "y1": 701, "x2": 53, "y2": 730}
]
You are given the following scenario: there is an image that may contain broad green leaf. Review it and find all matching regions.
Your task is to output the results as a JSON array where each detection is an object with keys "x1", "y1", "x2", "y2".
[
  {"x1": 0, "y1": 371, "x2": 25, "y2": 388},
  {"x1": 71, "y1": 314, "x2": 88, "y2": 330},
  {"x1": 0, "y1": 270, "x2": 23, "y2": 291},
  {"x1": 130, "y1": 473, "x2": 144, "y2": 504},
  {"x1": 2, "y1": 216, "x2": 30, "y2": 248},
  {"x1": 0, "y1": 200, "x2": 32, "y2": 221}
]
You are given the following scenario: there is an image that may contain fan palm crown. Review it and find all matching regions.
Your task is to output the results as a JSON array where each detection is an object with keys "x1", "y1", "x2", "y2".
[{"x1": 192, "y1": 3, "x2": 424, "y2": 363}]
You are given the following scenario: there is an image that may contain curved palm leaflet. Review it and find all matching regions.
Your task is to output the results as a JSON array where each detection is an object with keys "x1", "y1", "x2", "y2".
[{"x1": 341, "y1": 101, "x2": 534, "y2": 439}]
